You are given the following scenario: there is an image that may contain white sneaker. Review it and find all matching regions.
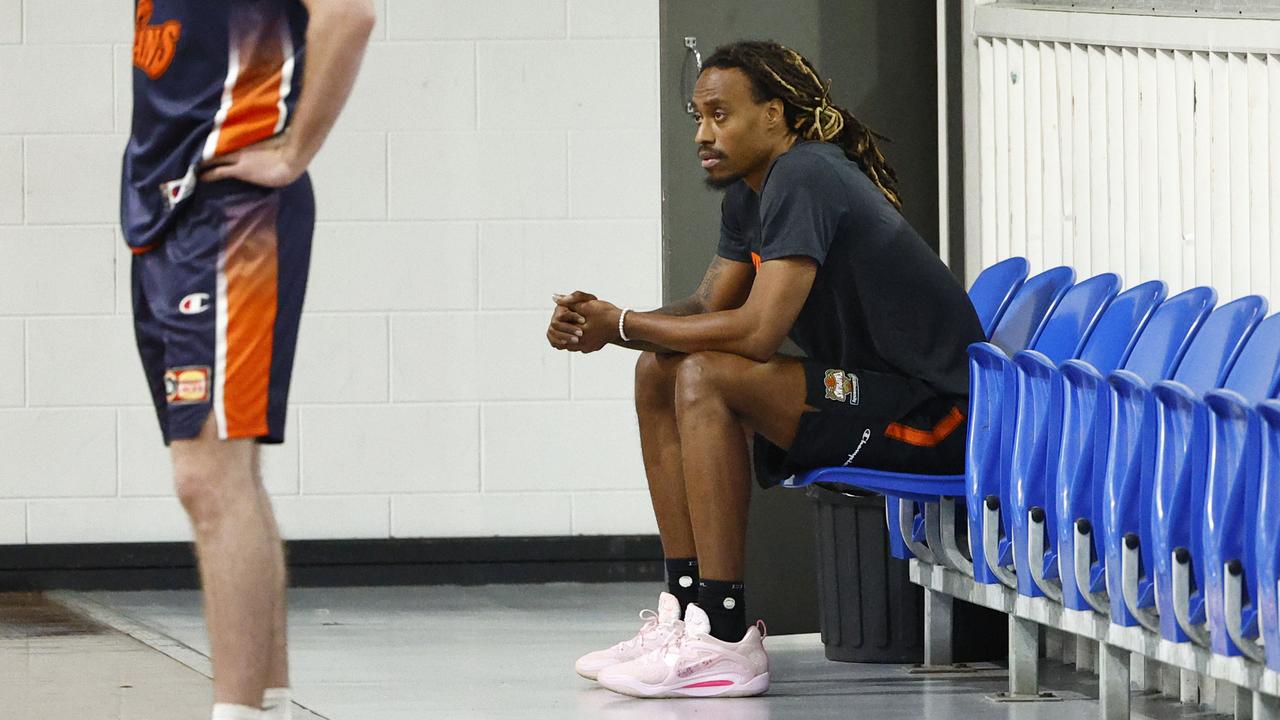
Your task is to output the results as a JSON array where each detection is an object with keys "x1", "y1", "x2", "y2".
[
  {"x1": 574, "y1": 592, "x2": 684, "y2": 680},
  {"x1": 596, "y1": 603, "x2": 769, "y2": 698}
]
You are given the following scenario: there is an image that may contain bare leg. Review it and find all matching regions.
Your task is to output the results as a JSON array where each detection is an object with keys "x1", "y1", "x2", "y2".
[
  {"x1": 252, "y1": 447, "x2": 289, "y2": 691},
  {"x1": 672, "y1": 352, "x2": 809, "y2": 580},
  {"x1": 172, "y1": 416, "x2": 278, "y2": 707},
  {"x1": 635, "y1": 352, "x2": 697, "y2": 558}
]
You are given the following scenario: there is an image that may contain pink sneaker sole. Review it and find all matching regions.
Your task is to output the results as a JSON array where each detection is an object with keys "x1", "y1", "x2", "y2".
[{"x1": 599, "y1": 671, "x2": 769, "y2": 698}]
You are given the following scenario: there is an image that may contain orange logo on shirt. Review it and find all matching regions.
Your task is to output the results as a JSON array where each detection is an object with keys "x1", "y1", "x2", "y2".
[{"x1": 133, "y1": 0, "x2": 181, "y2": 80}]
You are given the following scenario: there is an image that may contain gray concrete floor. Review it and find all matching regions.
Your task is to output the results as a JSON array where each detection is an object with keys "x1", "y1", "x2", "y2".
[{"x1": 3, "y1": 583, "x2": 1236, "y2": 719}]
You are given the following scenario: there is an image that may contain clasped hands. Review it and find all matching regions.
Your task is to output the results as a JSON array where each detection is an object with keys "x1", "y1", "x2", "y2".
[{"x1": 546, "y1": 291, "x2": 623, "y2": 353}]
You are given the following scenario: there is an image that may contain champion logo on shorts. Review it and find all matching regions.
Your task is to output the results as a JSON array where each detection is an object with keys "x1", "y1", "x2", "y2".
[
  {"x1": 165, "y1": 366, "x2": 210, "y2": 405},
  {"x1": 823, "y1": 369, "x2": 860, "y2": 405},
  {"x1": 159, "y1": 164, "x2": 198, "y2": 210},
  {"x1": 178, "y1": 292, "x2": 210, "y2": 315},
  {"x1": 844, "y1": 428, "x2": 873, "y2": 466}
]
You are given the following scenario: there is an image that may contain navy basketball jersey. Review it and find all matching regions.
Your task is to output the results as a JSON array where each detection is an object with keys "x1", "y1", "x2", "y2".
[{"x1": 122, "y1": 0, "x2": 308, "y2": 252}]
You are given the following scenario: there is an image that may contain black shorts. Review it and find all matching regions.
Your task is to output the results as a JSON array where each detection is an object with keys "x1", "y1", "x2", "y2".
[
  {"x1": 753, "y1": 360, "x2": 968, "y2": 488},
  {"x1": 131, "y1": 176, "x2": 315, "y2": 445}
]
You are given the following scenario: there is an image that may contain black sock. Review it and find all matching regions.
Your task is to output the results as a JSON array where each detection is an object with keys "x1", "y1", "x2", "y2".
[
  {"x1": 664, "y1": 557, "x2": 699, "y2": 616},
  {"x1": 698, "y1": 579, "x2": 746, "y2": 642}
]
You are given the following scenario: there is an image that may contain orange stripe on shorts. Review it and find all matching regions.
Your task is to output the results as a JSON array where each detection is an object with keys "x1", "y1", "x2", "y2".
[
  {"x1": 884, "y1": 407, "x2": 965, "y2": 448},
  {"x1": 222, "y1": 201, "x2": 278, "y2": 439}
]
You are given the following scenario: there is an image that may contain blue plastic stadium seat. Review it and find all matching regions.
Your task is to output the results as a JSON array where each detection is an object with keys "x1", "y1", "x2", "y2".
[
  {"x1": 795, "y1": 263, "x2": 1071, "y2": 567},
  {"x1": 1104, "y1": 294, "x2": 1261, "y2": 630},
  {"x1": 1050, "y1": 280, "x2": 1166, "y2": 610},
  {"x1": 1254, "y1": 400, "x2": 1280, "y2": 672},
  {"x1": 882, "y1": 256, "x2": 1029, "y2": 557},
  {"x1": 965, "y1": 266, "x2": 1075, "y2": 582},
  {"x1": 1195, "y1": 313, "x2": 1280, "y2": 659},
  {"x1": 995, "y1": 273, "x2": 1121, "y2": 597},
  {"x1": 968, "y1": 257, "x2": 1030, "y2": 338},
  {"x1": 1064, "y1": 286, "x2": 1214, "y2": 619}
]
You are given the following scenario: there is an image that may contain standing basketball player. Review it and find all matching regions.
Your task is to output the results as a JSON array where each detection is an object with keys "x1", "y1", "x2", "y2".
[
  {"x1": 124, "y1": 2, "x2": 373, "y2": 718},
  {"x1": 549, "y1": 41, "x2": 984, "y2": 698}
]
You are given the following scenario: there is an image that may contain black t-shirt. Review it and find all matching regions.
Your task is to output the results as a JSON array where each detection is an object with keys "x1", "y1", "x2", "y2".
[{"x1": 717, "y1": 141, "x2": 984, "y2": 400}]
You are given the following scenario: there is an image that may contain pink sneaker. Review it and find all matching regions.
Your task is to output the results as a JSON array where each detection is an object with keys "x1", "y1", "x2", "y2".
[
  {"x1": 574, "y1": 592, "x2": 683, "y2": 680},
  {"x1": 596, "y1": 603, "x2": 769, "y2": 698}
]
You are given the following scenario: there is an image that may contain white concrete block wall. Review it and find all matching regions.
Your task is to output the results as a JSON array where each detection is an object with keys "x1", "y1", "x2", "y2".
[{"x1": 0, "y1": 0, "x2": 661, "y2": 544}]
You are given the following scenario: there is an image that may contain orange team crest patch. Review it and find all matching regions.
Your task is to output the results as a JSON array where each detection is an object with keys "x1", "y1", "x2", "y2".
[
  {"x1": 133, "y1": 0, "x2": 181, "y2": 80},
  {"x1": 823, "y1": 369, "x2": 859, "y2": 405}
]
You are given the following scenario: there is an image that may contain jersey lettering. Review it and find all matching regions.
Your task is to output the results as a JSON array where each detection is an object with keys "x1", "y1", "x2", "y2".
[{"x1": 133, "y1": 0, "x2": 182, "y2": 80}]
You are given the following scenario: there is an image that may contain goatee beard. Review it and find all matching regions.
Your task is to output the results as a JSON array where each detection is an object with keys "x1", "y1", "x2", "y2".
[{"x1": 703, "y1": 172, "x2": 744, "y2": 190}]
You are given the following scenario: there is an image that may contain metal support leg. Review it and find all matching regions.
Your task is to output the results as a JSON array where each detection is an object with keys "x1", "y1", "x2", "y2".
[
  {"x1": 989, "y1": 615, "x2": 1059, "y2": 701},
  {"x1": 1160, "y1": 664, "x2": 1180, "y2": 698},
  {"x1": 1180, "y1": 670, "x2": 1199, "y2": 705},
  {"x1": 1203, "y1": 677, "x2": 1218, "y2": 709},
  {"x1": 924, "y1": 588, "x2": 953, "y2": 667},
  {"x1": 1255, "y1": 692, "x2": 1280, "y2": 720},
  {"x1": 1232, "y1": 685, "x2": 1254, "y2": 720},
  {"x1": 1099, "y1": 642, "x2": 1131, "y2": 720},
  {"x1": 1045, "y1": 627, "x2": 1063, "y2": 660},
  {"x1": 1133, "y1": 653, "x2": 1160, "y2": 692},
  {"x1": 1076, "y1": 637, "x2": 1097, "y2": 673},
  {"x1": 1060, "y1": 634, "x2": 1074, "y2": 664},
  {"x1": 1010, "y1": 617, "x2": 1039, "y2": 695}
]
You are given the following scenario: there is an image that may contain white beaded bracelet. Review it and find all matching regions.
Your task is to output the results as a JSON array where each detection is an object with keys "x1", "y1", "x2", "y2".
[{"x1": 618, "y1": 308, "x2": 632, "y2": 342}]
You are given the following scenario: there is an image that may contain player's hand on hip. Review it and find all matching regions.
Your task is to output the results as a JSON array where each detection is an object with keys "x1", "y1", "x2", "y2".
[{"x1": 200, "y1": 134, "x2": 304, "y2": 188}]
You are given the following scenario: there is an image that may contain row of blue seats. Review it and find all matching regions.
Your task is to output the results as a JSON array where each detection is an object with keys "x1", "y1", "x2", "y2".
[{"x1": 785, "y1": 257, "x2": 1280, "y2": 678}]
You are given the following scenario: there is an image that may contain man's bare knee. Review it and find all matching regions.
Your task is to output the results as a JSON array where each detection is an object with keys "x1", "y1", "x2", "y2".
[
  {"x1": 173, "y1": 461, "x2": 227, "y2": 531},
  {"x1": 171, "y1": 437, "x2": 255, "y2": 531},
  {"x1": 635, "y1": 351, "x2": 685, "y2": 409},
  {"x1": 674, "y1": 351, "x2": 735, "y2": 412}
]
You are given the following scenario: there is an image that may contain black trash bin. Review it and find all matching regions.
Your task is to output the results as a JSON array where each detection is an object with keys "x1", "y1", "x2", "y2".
[{"x1": 808, "y1": 483, "x2": 1007, "y2": 663}]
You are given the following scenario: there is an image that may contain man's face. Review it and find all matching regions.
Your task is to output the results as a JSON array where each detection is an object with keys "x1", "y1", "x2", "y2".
[{"x1": 691, "y1": 67, "x2": 778, "y2": 190}]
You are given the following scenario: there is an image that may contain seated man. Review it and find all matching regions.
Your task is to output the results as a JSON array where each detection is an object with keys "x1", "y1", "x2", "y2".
[{"x1": 547, "y1": 40, "x2": 984, "y2": 699}]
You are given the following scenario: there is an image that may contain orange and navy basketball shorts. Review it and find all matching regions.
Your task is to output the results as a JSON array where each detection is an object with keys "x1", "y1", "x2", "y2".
[
  {"x1": 753, "y1": 361, "x2": 968, "y2": 488},
  {"x1": 131, "y1": 175, "x2": 314, "y2": 444}
]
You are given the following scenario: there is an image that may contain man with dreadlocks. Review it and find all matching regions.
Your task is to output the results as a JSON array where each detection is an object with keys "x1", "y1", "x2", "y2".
[{"x1": 548, "y1": 41, "x2": 984, "y2": 699}]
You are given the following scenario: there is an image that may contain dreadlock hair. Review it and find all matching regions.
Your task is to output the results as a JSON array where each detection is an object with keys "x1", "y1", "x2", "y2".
[{"x1": 700, "y1": 40, "x2": 902, "y2": 210}]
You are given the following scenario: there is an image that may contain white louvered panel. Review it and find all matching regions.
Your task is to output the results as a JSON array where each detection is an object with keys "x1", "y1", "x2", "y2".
[
  {"x1": 1271, "y1": 55, "x2": 1280, "y2": 298},
  {"x1": 1042, "y1": 42, "x2": 1066, "y2": 269},
  {"x1": 1137, "y1": 48, "x2": 1160, "y2": 285},
  {"x1": 1249, "y1": 54, "x2": 1271, "y2": 300},
  {"x1": 1173, "y1": 50, "x2": 1195, "y2": 293},
  {"x1": 978, "y1": 38, "x2": 997, "y2": 280},
  {"x1": 1105, "y1": 47, "x2": 1127, "y2": 275},
  {"x1": 1154, "y1": 50, "x2": 1182, "y2": 292},
  {"x1": 977, "y1": 36, "x2": 998, "y2": 283},
  {"x1": 1009, "y1": 40, "x2": 1029, "y2": 264},
  {"x1": 1229, "y1": 54, "x2": 1252, "y2": 296},
  {"x1": 1192, "y1": 52, "x2": 1213, "y2": 292},
  {"x1": 993, "y1": 39, "x2": 1013, "y2": 263},
  {"x1": 1121, "y1": 48, "x2": 1141, "y2": 284},
  {"x1": 1087, "y1": 45, "x2": 1110, "y2": 275},
  {"x1": 972, "y1": 32, "x2": 1280, "y2": 306},
  {"x1": 1209, "y1": 53, "x2": 1234, "y2": 296},
  {"x1": 1066, "y1": 43, "x2": 1087, "y2": 271},
  {"x1": 1023, "y1": 42, "x2": 1044, "y2": 269}
]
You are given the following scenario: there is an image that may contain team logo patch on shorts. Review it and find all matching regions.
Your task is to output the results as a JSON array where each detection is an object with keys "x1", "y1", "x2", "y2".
[
  {"x1": 823, "y1": 369, "x2": 860, "y2": 405},
  {"x1": 165, "y1": 366, "x2": 211, "y2": 405}
]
